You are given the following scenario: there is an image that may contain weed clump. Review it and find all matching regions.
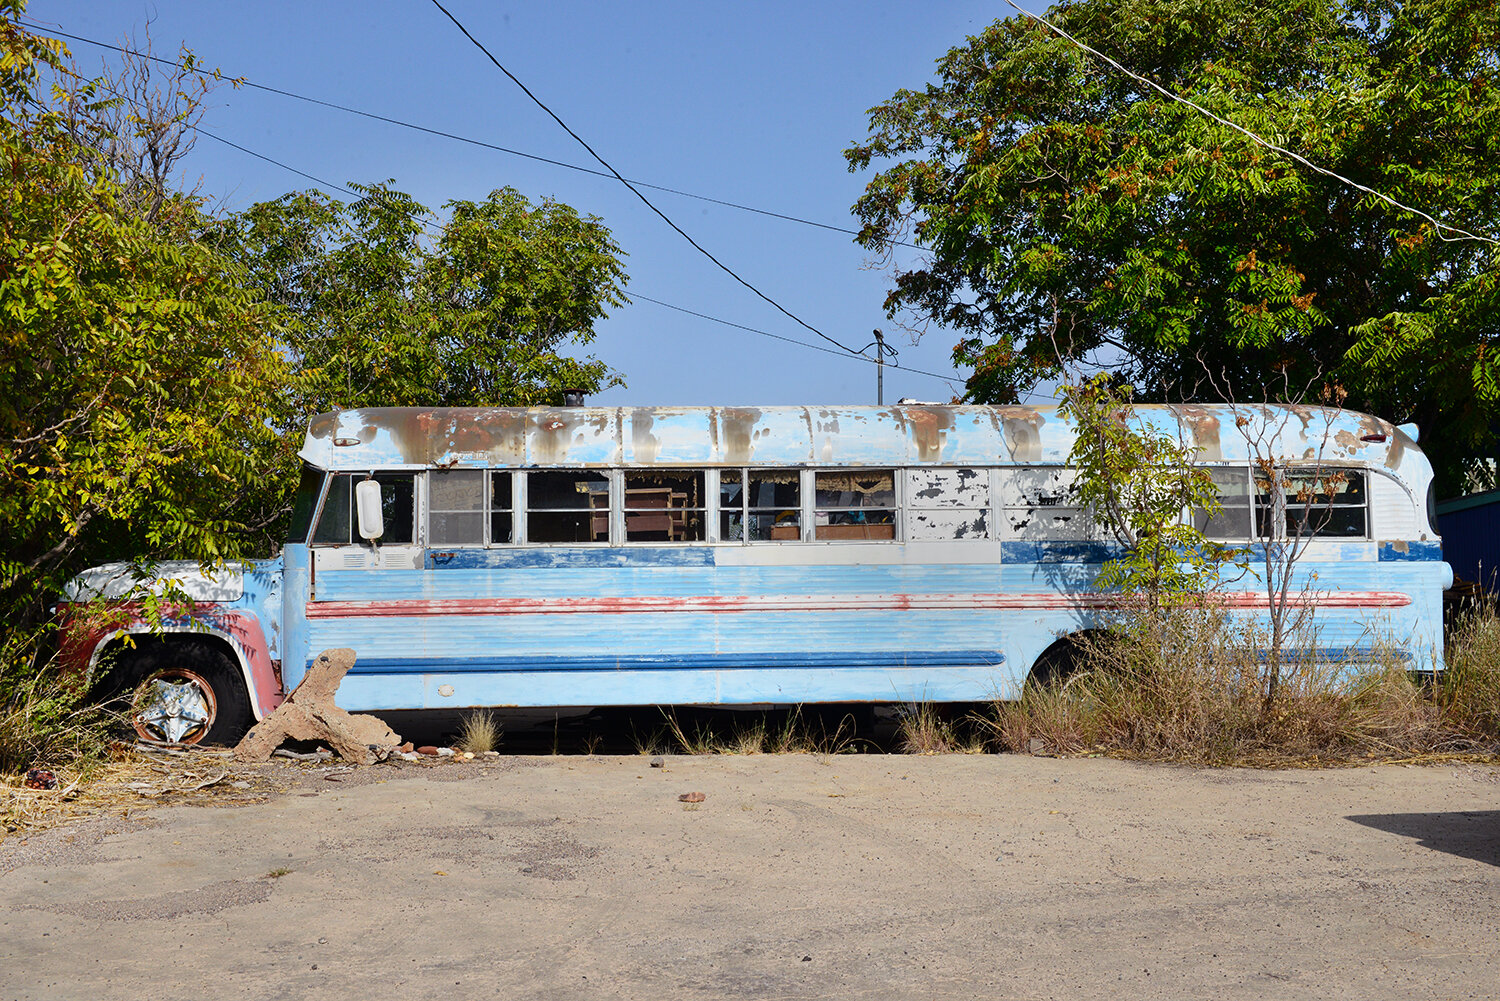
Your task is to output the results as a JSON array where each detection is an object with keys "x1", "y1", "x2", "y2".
[
  {"x1": 0, "y1": 670, "x2": 115, "y2": 776},
  {"x1": 1440, "y1": 603, "x2": 1500, "y2": 740},
  {"x1": 456, "y1": 709, "x2": 501, "y2": 754}
]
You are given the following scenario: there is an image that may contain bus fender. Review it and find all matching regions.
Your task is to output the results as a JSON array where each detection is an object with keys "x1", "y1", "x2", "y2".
[{"x1": 70, "y1": 610, "x2": 284, "y2": 720}]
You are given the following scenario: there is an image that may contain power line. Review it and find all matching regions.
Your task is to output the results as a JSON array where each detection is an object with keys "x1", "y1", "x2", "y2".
[
  {"x1": 1004, "y1": 0, "x2": 1498, "y2": 246},
  {"x1": 423, "y1": 0, "x2": 867, "y2": 357},
  {"x1": 202, "y1": 129, "x2": 960, "y2": 383},
  {"x1": 632, "y1": 294, "x2": 957, "y2": 383},
  {"x1": 21, "y1": 17, "x2": 951, "y2": 380},
  {"x1": 21, "y1": 20, "x2": 920, "y2": 250}
]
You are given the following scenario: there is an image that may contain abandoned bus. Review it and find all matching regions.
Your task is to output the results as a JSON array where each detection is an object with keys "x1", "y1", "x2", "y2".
[{"x1": 63, "y1": 404, "x2": 1450, "y2": 744}]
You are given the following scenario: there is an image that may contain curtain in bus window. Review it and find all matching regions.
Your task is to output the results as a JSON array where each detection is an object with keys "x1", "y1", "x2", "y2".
[
  {"x1": 527, "y1": 470, "x2": 609, "y2": 543},
  {"x1": 428, "y1": 470, "x2": 486, "y2": 546},
  {"x1": 623, "y1": 470, "x2": 705, "y2": 542},
  {"x1": 814, "y1": 470, "x2": 897, "y2": 540},
  {"x1": 1192, "y1": 467, "x2": 1253, "y2": 540},
  {"x1": 905, "y1": 468, "x2": 990, "y2": 540}
]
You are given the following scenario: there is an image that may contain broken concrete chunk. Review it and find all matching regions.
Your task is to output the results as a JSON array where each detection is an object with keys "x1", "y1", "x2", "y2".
[{"x1": 233, "y1": 649, "x2": 400, "y2": 765}]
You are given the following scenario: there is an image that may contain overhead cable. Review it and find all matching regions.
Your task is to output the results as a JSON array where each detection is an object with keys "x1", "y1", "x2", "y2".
[
  {"x1": 201, "y1": 129, "x2": 959, "y2": 383},
  {"x1": 423, "y1": 0, "x2": 867, "y2": 356},
  {"x1": 20, "y1": 20, "x2": 918, "y2": 250},
  {"x1": 632, "y1": 294, "x2": 957, "y2": 384},
  {"x1": 1003, "y1": 0, "x2": 1497, "y2": 245}
]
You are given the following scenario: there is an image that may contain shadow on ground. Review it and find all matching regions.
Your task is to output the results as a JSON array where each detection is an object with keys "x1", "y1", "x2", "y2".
[
  {"x1": 365, "y1": 703, "x2": 987, "y2": 755},
  {"x1": 1346, "y1": 811, "x2": 1500, "y2": 867}
]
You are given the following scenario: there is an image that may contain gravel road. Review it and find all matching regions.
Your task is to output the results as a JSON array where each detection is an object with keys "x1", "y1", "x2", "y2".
[{"x1": 2, "y1": 754, "x2": 1498, "y2": 1000}]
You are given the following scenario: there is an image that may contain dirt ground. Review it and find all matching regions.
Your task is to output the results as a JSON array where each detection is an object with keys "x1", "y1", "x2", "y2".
[{"x1": 1, "y1": 752, "x2": 1498, "y2": 1001}]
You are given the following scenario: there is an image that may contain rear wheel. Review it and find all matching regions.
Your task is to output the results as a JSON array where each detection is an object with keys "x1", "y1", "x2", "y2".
[
  {"x1": 124, "y1": 640, "x2": 252, "y2": 746},
  {"x1": 1027, "y1": 631, "x2": 1113, "y2": 693}
]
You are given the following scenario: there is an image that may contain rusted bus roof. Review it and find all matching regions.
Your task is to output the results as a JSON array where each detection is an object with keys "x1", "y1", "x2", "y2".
[{"x1": 299, "y1": 404, "x2": 1429, "y2": 483}]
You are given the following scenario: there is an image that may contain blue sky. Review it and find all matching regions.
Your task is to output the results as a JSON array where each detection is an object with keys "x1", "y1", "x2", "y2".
[{"x1": 25, "y1": 1, "x2": 1048, "y2": 407}]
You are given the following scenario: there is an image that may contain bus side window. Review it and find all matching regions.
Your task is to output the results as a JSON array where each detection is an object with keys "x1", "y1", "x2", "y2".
[
  {"x1": 623, "y1": 470, "x2": 706, "y2": 542},
  {"x1": 311, "y1": 474, "x2": 351, "y2": 545},
  {"x1": 428, "y1": 470, "x2": 486, "y2": 546},
  {"x1": 748, "y1": 470, "x2": 801, "y2": 541},
  {"x1": 1256, "y1": 467, "x2": 1367, "y2": 539},
  {"x1": 491, "y1": 471, "x2": 513, "y2": 544},
  {"x1": 906, "y1": 468, "x2": 990, "y2": 541},
  {"x1": 814, "y1": 470, "x2": 897, "y2": 541},
  {"x1": 997, "y1": 467, "x2": 1095, "y2": 540},
  {"x1": 288, "y1": 466, "x2": 326, "y2": 544},
  {"x1": 721, "y1": 470, "x2": 801, "y2": 542},
  {"x1": 1193, "y1": 467, "x2": 1253, "y2": 540},
  {"x1": 527, "y1": 470, "x2": 609, "y2": 543}
]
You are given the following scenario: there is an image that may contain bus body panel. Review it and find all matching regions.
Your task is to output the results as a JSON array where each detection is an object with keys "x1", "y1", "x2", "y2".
[{"x1": 66, "y1": 404, "x2": 1452, "y2": 715}]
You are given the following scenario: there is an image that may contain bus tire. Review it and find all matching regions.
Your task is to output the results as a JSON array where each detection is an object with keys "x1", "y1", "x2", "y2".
[
  {"x1": 123, "y1": 639, "x2": 253, "y2": 746},
  {"x1": 1027, "y1": 632, "x2": 1105, "y2": 692}
]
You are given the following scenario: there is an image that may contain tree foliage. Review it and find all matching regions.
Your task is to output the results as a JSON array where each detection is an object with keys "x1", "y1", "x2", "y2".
[
  {"x1": 208, "y1": 183, "x2": 629, "y2": 415},
  {"x1": 0, "y1": 4, "x2": 290, "y2": 651},
  {"x1": 1059, "y1": 374, "x2": 1238, "y2": 612},
  {"x1": 847, "y1": 0, "x2": 1500, "y2": 493}
]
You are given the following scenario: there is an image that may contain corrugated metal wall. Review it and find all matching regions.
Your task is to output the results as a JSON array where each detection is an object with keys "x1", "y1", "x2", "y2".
[{"x1": 1438, "y1": 490, "x2": 1500, "y2": 588}]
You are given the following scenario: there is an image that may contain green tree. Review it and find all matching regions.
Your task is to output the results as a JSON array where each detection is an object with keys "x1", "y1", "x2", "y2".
[
  {"x1": 846, "y1": 0, "x2": 1500, "y2": 494},
  {"x1": 1059, "y1": 374, "x2": 1238, "y2": 614},
  {"x1": 209, "y1": 183, "x2": 629, "y2": 415},
  {"x1": 1, "y1": 5, "x2": 290, "y2": 654}
]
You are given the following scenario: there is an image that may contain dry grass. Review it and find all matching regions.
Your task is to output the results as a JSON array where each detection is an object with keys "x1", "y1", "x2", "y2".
[
  {"x1": 987, "y1": 606, "x2": 1499, "y2": 765},
  {"x1": 0, "y1": 676, "x2": 116, "y2": 777},
  {"x1": 1441, "y1": 603, "x2": 1500, "y2": 739},
  {"x1": 455, "y1": 710, "x2": 501, "y2": 754},
  {"x1": 644, "y1": 707, "x2": 865, "y2": 756},
  {"x1": 895, "y1": 702, "x2": 987, "y2": 754}
]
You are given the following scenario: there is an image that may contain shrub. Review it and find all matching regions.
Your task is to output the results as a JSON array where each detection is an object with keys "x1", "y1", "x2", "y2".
[{"x1": 987, "y1": 606, "x2": 1484, "y2": 765}]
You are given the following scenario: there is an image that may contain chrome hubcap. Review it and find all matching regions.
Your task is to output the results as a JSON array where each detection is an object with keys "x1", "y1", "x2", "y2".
[{"x1": 135, "y1": 676, "x2": 213, "y2": 743}]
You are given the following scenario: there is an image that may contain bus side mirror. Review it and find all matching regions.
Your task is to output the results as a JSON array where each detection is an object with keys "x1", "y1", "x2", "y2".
[{"x1": 355, "y1": 479, "x2": 384, "y2": 541}]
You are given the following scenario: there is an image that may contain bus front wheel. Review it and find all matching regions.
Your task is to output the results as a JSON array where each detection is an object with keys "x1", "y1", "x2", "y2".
[{"x1": 126, "y1": 641, "x2": 252, "y2": 746}]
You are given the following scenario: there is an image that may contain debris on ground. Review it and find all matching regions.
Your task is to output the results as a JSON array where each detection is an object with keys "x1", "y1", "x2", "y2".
[{"x1": 233, "y1": 648, "x2": 401, "y2": 765}]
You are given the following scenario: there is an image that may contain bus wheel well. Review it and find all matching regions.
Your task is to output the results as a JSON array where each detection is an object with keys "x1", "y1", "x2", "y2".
[
  {"x1": 1027, "y1": 630, "x2": 1114, "y2": 690},
  {"x1": 95, "y1": 634, "x2": 252, "y2": 746}
]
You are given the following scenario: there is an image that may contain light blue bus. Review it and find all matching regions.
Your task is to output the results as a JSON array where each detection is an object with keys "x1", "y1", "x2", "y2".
[{"x1": 64, "y1": 403, "x2": 1450, "y2": 744}]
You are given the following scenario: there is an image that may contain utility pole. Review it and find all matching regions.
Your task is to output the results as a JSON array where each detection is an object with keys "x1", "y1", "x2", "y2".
[{"x1": 862, "y1": 328, "x2": 897, "y2": 405}]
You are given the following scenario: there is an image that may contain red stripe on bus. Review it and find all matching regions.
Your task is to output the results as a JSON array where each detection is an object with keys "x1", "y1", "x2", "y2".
[{"x1": 305, "y1": 591, "x2": 1412, "y2": 618}]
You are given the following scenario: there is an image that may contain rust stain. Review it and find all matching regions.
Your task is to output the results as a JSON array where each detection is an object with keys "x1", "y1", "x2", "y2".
[
  {"x1": 1333, "y1": 429, "x2": 1362, "y2": 457},
  {"x1": 899, "y1": 405, "x2": 954, "y2": 461},
  {"x1": 1386, "y1": 425, "x2": 1409, "y2": 470},
  {"x1": 1173, "y1": 406, "x2": 1222, "y2": 460},
  {"x1": 997, "y1": 407, "x2": 1044, "y2": 461},
  {"x1": 529, "y1": 409, "x2": 584, "y2": 465},
  {"x1": 719, "y1": 407, "x2": 762, "y2": 466},
  {"x1": 814, "y1": 410, "x2": 840, "y2": 463}
]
